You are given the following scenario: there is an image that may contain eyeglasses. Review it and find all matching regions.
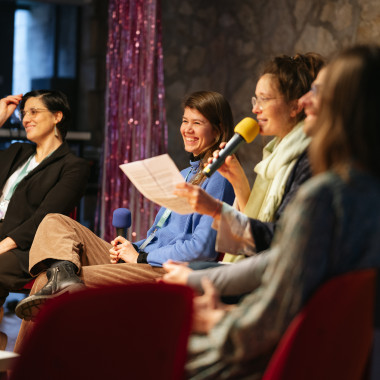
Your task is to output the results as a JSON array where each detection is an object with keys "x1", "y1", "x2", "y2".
[
  {"x1": 251, "y1": 96, "x2": 278, "y2": 111},
  {"x1": 20, "y1": 108, "x2": 50, "y2": 120}
]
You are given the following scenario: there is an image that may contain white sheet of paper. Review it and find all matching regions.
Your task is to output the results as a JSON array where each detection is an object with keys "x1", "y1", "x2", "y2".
[
  {"x1": 0, "y1": 350, "x2": 19, "y2": 371},
  {"x1": 119, "y1": 154, "x2": 194, "y2": 214}
]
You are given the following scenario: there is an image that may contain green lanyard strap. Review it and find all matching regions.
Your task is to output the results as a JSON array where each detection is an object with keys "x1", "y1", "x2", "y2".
[{"x1": 5, "y1": 154, "x2": 35, "y2": 201}]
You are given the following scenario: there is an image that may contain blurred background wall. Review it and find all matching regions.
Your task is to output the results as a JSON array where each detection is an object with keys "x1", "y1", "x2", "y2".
[{"x1": 161, "y1": 0, "x2": 380, "y2": 182}]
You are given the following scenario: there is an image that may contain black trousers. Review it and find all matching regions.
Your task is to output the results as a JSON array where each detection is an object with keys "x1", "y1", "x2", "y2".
[{"x1": 0, "y1": 222, "x2": 33, "y2": 306}]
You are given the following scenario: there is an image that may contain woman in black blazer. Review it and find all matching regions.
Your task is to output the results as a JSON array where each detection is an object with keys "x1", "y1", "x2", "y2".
[{"x1": 0, "y1": 90, "x2": 89, "y2": 308}]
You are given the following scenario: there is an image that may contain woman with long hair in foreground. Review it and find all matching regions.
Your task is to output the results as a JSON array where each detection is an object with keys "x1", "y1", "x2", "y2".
[{"x1": 183, "y1": 45, "x2": 380, "y2": 379}]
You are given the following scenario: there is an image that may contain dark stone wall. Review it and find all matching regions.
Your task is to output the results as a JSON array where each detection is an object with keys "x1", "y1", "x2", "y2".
[
  {"x1": 45, "y1": 0, "x2": 380, "y2": 225},
  {"x1": 161, "y1": 0, "x2": 380, "y2": 184}
]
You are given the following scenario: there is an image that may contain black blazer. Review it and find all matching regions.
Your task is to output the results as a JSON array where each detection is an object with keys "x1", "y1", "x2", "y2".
[{"x1": 0, "y1": 141, "x2": 89, "y2": 264}]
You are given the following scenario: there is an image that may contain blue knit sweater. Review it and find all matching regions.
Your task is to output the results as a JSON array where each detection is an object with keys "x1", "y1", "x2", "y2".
[{"x1": 134, "y1": 159, "x2": 235, "y2": 266}]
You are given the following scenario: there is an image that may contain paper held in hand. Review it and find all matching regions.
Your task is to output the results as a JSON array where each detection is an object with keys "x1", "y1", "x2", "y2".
[{"x1": 119, "y1": 154, "x2": 194, "y2": 215}]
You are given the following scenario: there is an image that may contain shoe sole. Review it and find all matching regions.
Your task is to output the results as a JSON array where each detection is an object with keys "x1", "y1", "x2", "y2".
[{"x1": 15, "y1": 283, "x2": 86, "y2": 321}]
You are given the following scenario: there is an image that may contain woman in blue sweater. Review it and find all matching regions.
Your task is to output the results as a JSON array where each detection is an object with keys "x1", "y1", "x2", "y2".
[{"x1": 15, "y1": 91, "x2": 235, "y2": 323}]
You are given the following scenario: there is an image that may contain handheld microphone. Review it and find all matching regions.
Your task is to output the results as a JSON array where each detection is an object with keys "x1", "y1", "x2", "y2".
[
  {"x1": 203, "y1": 117, "x2": 260, "y2": 177},
  {"x1": 112, "y1": 208, "x2": 132, "y2": 238}
]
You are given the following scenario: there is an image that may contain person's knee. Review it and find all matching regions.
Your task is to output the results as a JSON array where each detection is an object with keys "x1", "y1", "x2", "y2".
[
  {"x1": 42, "y1": 213, "x2": 68, "y2": 224},
  {"x1": 38, "y1": 213, "x2": 72, "y2": 234}
]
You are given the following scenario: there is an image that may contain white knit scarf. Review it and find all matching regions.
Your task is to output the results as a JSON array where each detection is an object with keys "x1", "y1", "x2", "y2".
[{"x1": 223, "y1": 122, "x2": 310, "y2": 263}]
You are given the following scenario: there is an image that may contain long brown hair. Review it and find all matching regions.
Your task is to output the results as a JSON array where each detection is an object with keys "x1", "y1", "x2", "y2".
[
  {"x1": 310, "y1": 45, "x2": 380, "y2": 178},
  {"x1": 183, "y1": 91, "x2": 235, "y2": 185}
]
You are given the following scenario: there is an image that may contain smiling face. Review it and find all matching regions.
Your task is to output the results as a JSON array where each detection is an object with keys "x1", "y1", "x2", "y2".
[
  {"x1": 299, "y1": 68, "x2": 327, "y2": 136},
  {"x1": 180, "y1": 107, "x2": 217, "y2": 156},
  {"x1": 22, "y1": 97, "x2": 62, "y2": 144},
  {"x1": 252, "y1": 74, "x2": 300, "y2": 139}
]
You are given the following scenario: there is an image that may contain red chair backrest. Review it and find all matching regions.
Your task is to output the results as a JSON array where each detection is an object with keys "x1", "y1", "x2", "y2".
[
  {"x1": 11, "y1": 283, "x2": 193, "y2": 380},
  {"x1": 262, "y1": 269, "x2": 376, "y2": 380}
]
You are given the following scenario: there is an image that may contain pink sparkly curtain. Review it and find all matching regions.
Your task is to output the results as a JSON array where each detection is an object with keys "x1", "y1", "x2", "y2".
[{"x1": 98, "y1": 0, "x2": 168, "y2": 242}]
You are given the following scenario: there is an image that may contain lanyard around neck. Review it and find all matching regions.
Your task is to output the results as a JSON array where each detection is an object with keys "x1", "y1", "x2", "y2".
[
  {"x1": 138, "y1": 166, "x2": 195, "y2": 252},
  {"x1": 5, "y1": 155, "x2": 35, "y2": 201}
]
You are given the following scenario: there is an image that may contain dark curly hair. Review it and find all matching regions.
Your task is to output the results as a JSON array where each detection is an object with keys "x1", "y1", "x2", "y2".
[{"x1": 261, "y1": 52, "x2": 326, "y2": 124}]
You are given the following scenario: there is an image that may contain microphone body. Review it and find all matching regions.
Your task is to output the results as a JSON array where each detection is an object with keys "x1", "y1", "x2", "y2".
[
  {"x1": 203, "y1": 117, "x2": 259, "y2": 177},
  {"x1": 112, "y1": 208, "x2": 132, "y2": 238},
  {"x1": 116, "y1": 227, "x2": 127, "y2": 238}
]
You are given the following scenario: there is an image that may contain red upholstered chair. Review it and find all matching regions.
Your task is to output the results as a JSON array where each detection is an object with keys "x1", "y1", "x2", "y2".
[
  {"x1": 10, "y1": 283, "x2": 194, "y2": 380},
  {"x1": 262, "y1": 269, "x2": 376, "y2": 380}
]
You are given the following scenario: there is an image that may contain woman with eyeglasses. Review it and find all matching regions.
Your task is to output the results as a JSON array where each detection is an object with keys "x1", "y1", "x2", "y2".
[
  {"x1": 12, "y1": 91, "x2": 235, "y2": 334},
  {"x1": 163, "y1": 53, "x2": 325, "y2": 280},
  {"x1": 0, "y1": 90, "x2": 89, "y2": 331},
  {"x1": 182, "y1": 43, "x2": 380, "y2": 380}
]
